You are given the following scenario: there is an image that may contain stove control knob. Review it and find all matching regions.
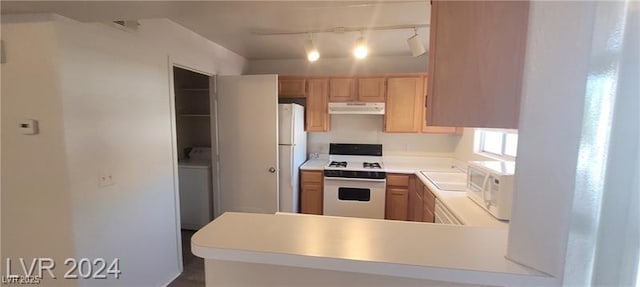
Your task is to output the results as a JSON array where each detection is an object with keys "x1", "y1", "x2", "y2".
[{"x1": 268, "y1": 167, "x2": 276, "y2": 173}]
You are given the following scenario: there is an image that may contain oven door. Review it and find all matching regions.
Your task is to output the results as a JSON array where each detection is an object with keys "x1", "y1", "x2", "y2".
[{"x1": 323, "y1": 177, "x2": 386, "y2": 219}]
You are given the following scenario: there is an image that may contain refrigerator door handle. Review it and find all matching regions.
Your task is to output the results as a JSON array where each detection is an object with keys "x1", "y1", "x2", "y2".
[{"x1": 289, "y1": 154, "x2": 297, "y2": 192}]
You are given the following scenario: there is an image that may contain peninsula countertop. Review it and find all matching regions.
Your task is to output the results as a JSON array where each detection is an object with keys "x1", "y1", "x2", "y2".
[{"x1": 192, "y1": 212, "x2": 554, "y2": 286}]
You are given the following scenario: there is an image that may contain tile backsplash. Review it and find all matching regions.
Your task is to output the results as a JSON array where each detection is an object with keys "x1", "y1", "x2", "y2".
[{"x1": 308, "y1": 115, "x2": 459, "y2": 156}]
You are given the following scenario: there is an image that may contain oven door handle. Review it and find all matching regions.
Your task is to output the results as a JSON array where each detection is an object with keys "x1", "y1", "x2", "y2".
[{"x1": 324, "y1": 177, "x2": 386, "y2": 183}]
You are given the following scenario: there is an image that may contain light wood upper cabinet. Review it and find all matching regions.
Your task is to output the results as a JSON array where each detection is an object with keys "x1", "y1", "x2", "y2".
[
  {"x1": 328, "y1": 78, "x2": 356, "y2": 102},
  {"x1": 356, "y1": 77, "x2": 386, "y2": 102},
  {"x1": 421, "y1": 76, "x2": 459, "y2": 134},
  {"x1": 306, "y1": 78, "x2": 330, "y2": 132},
  {"x1": 427, "y1": 0, "x2": 529, "y2": 129},
  {"x1": 278, "y1": 76, "x2": 306, "y2": 98},
  {"x1": 385, "y1": 77, "x2": 424, "y2": 133}
]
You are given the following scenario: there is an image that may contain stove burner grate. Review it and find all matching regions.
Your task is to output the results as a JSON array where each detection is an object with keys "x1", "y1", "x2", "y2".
[
  {"x1": 363, "y1": 162, "x2": 382, "y2": 169},
  {"x1": 328, "y1": 161, "x2": 347, "y2": 168}
]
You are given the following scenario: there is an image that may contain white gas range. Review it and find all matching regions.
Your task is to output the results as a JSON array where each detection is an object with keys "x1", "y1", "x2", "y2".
[{"x1": 323, "y1": 143, "x2": 386, "y2": 219}]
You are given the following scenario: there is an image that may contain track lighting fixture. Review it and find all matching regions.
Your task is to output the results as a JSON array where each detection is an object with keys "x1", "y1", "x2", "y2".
[
  {"x1": 304, "y1": 35, "x2": 320, "y2": 62},
  {"x1": 280, "y1": 25, "x2": 427, "y2": 61},
  {"x1": 353, "y1": 33, "x2": 368, "y2": 59},
  {"x1": 407, "y1": 28, "x2": 426, "y2": 57}
]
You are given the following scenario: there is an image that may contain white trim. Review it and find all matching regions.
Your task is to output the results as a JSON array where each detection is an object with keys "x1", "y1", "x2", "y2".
[
  {"x1": 163, "y1": 270, "x2": 182, "y2": 287},
  {"x1": 210, "y1": 76, "x2": 222, "y2": 219},
  {"x1": 167, "y1": 57, "x2": 217, "y2": 274},
  {"x1": 167, "y1": 56, "x2": 184, "y2": 274}
]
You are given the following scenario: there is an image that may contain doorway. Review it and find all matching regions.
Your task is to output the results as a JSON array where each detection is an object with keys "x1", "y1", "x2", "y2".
[{"x1": 170, "y1": 66, "x2": 215, "y2": 287}]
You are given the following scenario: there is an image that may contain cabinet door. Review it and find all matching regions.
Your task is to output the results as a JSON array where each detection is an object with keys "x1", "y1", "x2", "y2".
[
  {"x1": 385, "y1": 188, "x2": 408, "y2": 221},
  {"x1": 385, "y1": 77, "x2": 423, "y2": 133},
  {"x1": 301, "y1": 170, "x2": 323, "y2": 185},
  {"x1": 427, "y1": 1, "x2": 529, "y2": 129},
  {"x1": 306, "y1": 79, "x2": 330, "y2": 132},
  {"x1": 421, "y1": 76, "x2": 458, "y2": 134},
  {"x1": 422, "y1": 186, "x2": 436, "y2": 223},
  {"x1": 278, "y1": 77, "x2": 306, "y2": 98},
  {"x1": 301, "y1": 183, "x2": 323, "y2": 215},
  {"x1": 328, "y1": 78, "x2": 356, "y2": 102},
  {"x1": 411, "y1": 176, "x2": 425, "y2": 222},
  {"x1": 423, "y1": 202, "x2": 434, "y2": 223},
  {"x1": 357, "y1": 77, "x2": 385, "y2": 102},
  {"x1": 408, "y1": 189, "x2": 424, "y2": 222}
]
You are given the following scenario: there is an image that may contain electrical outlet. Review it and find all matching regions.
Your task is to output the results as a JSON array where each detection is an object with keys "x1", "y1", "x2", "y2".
[{"x1": 99, "y1": 173, "x2": 115, "y2": 188}]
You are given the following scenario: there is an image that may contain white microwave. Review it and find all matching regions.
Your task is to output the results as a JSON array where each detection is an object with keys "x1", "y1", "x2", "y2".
[{"x1": 466, "y1": 161, "x2": 516, "y2": 220}]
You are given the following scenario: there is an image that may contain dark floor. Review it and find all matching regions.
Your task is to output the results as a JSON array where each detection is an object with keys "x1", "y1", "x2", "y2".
[{"x1": 168, "y1": 230, "x2": 205, "y2": 287}]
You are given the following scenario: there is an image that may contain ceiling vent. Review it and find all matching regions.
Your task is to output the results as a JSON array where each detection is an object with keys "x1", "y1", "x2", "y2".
[{"x1": 111, "y1": 20, "x2": 140, "y2": 32}]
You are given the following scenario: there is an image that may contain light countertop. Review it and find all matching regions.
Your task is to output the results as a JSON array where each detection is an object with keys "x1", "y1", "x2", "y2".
[
  {"x1": 300, "y1": 155, "x2": 462, "y2": 172},
  {"x1": 299, "y1": 157, "x2": 327, "y2": 171},
  {"x1": 192, "y1": 212, "x2": 554, "y2": 286},
  {"x1": 299, "y1": 156, "x2": 507, "y2": 228}
]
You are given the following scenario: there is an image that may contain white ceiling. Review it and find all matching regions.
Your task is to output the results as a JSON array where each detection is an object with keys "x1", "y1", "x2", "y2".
[{"x1": 1, "y1": 1, "x2": 431, "y2": 60}]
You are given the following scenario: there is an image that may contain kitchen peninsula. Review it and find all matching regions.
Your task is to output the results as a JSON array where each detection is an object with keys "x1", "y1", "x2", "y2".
[
  {"x1": 192, "y1": 157, "x2": 552, "y2": 286},
  {"x1": 192, "y1": 212, "x2": 553, "y2": 286}
]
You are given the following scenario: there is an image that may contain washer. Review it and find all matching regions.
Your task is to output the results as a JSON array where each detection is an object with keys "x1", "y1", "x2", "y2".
[{"x1": 178, "y1": 147, "x2": 212, "y2": 230}]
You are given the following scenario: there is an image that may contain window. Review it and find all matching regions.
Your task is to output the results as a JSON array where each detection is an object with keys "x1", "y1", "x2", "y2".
[{"x1": 475, "y1": 129, "x2": 518, "y2": 159}]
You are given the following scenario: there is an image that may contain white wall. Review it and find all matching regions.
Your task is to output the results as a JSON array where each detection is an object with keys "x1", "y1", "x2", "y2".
[
  {"x1": 1, "y1": 14, "x2": 246, "y2": 286},
  {"x1": 452, "y1": 128, "x2": 495, "y2": 162},
  {"x1": 566, "y1": 2, "x2": 639, "y2": 285},
  {"x1": 505, "y1": 1, "x2": 597, "y2": 279},
  {"x1": 309, "y1": 115, "x2": 458, "y2": 156},
  {"x1": 1, "y1": 17, "x2": 76, "y2": 287},
  {"x1": 247, "y1": 55, "x2": 427, "y2": 76},
  {"x1": 136, "y1": 19, "x2": 246, "y2": 76}
]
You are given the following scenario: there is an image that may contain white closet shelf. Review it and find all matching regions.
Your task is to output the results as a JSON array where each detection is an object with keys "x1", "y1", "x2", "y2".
[{"x1": 179, "y1": 114, "x2": 210, "y2": 117}]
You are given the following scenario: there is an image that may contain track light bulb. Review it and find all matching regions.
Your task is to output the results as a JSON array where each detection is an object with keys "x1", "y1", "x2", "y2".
[
  {"x1": 304, "y1": 39, "x2": 320, "y2": 62},
  {"x1": 353, "y1": 36, "x2": 368, "y2": 59},
  {"x1": 307, "y1": 50, "x2": 320, "y2": 62}
]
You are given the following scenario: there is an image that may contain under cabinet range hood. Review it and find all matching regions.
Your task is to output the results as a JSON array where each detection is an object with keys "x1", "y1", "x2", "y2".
[{"x1": 328, "y1": 102, "x2": 385, "y2": 115}]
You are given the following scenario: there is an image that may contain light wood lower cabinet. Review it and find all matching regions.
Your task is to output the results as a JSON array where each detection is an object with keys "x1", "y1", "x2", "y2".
[
  {"x1": 407, "y1": 176, "x2": 424, "y2": 222},
  {"x1": 300, "y1": 170, "x2": 323, "y2": 215},
  {"x1": 300, "y1": 170, "x2": 440, "y2": 222},
  {"x1": 423, "y1": 185, "x2": 436, "y2": 223},
  {"x1": 387, "y1": 174, "x2": 436, "y2": 223},
  {"x1": 385, "y1": 174, "x2": 410, "y2": 220}
]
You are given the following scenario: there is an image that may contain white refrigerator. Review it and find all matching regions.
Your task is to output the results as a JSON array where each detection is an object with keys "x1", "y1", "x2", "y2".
[{"x1": 278, "y1": 104, "x2": 307, "y2": 213}]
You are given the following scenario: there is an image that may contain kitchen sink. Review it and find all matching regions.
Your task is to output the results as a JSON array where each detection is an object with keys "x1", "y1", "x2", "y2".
[{"x1": 420, "y1": 171, "x2": 467, "y2": 192}]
